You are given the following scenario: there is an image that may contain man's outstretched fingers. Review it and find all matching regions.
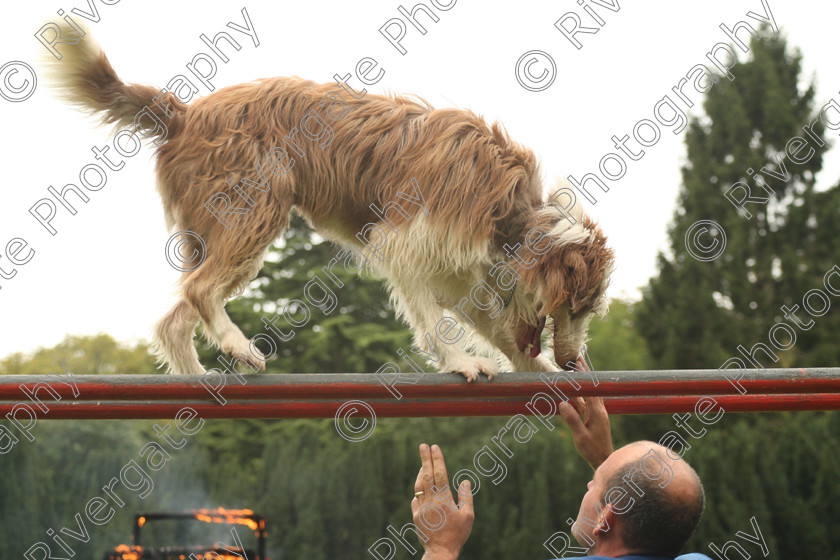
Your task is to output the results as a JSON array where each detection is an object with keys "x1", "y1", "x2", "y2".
[
  {"x1": 457, "y1": 479, "x2": 474, "y2": 512},
  {"x1": 558, "y1": 400, "x2": 584, "y2": 431},
  {"x1": 421, "y1": 443, "x2": 435, "y2": 494},
  {"x1": 410, "y1": 444, "x2": 476, "y2": 559},
  {"x1": 413, "y1": 443, "x2": 432, "y2": 512},
  {"x1": 431, "y1": 444, "x2": 450, "y2": 497},
  {"x1": 558, "y1": 395, "x2": 613, "y2": 471},
  {"x1": 588, "y1": 395, "x2": 609, "y2": 424}
]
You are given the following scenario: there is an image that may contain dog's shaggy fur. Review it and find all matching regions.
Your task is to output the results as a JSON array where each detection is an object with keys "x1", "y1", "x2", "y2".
[{"x1": 47, "y1": 25, "x2": 614, "y2": 379}]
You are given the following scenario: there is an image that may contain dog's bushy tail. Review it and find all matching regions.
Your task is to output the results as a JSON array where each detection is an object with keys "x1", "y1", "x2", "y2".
[{"x1": 43, "y1": 22, "x2": 185, "y2": 143}]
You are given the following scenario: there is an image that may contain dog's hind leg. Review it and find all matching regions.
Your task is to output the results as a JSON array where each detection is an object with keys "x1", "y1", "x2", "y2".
[
  {"x1": 180, "y1": 190, "x2": 294, "y2": 373},
  {"x1": 151, "y1": 227, "x2": 269, "y2": 374},
  {"x1": 180, "y1": 252, "x2": 268, "y2": 372},
  {"x1": 153, "y1": 299, "x2": 204, "y2": 374}
]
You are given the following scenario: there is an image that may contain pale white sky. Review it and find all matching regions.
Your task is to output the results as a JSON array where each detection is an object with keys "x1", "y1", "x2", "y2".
[{"x1": 1, "y1": 0, "x2": 838, "y2": 358}]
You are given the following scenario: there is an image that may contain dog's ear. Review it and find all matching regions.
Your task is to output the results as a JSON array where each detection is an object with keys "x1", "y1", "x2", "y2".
[
  {"x1": 517, "y1": 230, "x2": 613, "y2": 315},
  {"x1": 515, "y1": 244, "x2": 568, "y2": 313}
]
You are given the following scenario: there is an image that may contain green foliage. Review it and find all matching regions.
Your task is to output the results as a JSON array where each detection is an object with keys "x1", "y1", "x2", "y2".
[
  {"x1": 0, "y1": 419, "x2": 212, "y2": 559},
  {"x1": 683, "y1": 411, "x2": 840, "y2": 557},
  {"x1": 0, "y1": 333, "x2": 158, "y2": 375},
  {"x1": 585, "y1": 299, "x2": 654, "y2": 371}
]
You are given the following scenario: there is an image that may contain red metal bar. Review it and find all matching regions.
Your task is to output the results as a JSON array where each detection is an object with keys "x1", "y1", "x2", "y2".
[
  {"x1": 2, "y1": 368, "x2": 839, "y2": 401},
  {"x1": 2, "y1": 393, "x2": 838, "y2": 419}
]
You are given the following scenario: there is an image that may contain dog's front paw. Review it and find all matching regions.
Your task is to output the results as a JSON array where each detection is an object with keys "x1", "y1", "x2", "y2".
[
  {"x1": 223, "y1": 344, "x2": 266, "y2": 372},
  {"x1": 239, "y1": 348, "x2": 266, "y2": 372},
  {"x1": 221, "y1": 332, "x2": 267, "y2": 372},
  {"x1": 446, "y1": 357, "x2": 499, "y2": 383},
  {"x1": 511, "y1": 353, "x2": 556, "y2": 373}
]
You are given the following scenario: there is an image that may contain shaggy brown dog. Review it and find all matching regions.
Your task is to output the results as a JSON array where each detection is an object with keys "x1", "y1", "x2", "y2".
[{"x1": 48, "y1": 25, "x2": 613, "y2": 379}]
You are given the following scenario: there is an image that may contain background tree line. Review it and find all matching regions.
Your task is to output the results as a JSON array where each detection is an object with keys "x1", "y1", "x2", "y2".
[{"x1": 1, "y1": 31, "x2": 839, "y2": 560}]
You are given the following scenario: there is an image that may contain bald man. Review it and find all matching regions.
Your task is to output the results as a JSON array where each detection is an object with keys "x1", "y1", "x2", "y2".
[{"x1": 411, "y1": 394, "x2": 706, "y2": 560}]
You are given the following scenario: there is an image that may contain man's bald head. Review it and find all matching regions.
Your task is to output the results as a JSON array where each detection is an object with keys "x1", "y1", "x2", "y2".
[{"x1": 600, "y1": 441, "x2": 705, "y2": 556}]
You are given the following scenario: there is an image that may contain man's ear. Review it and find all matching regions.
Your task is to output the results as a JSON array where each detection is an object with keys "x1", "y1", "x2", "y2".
[{"x1": 595, "y1": 505, "x2": 618, "y2": 538}]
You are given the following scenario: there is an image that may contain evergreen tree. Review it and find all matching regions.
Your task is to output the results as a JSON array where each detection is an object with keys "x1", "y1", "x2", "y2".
[
  {"x1": 638, "y1": 31, "x2": 828, "y2": 369},
  {"x1": 634, "y1": 27, "x2": 840, "y2": 559}
]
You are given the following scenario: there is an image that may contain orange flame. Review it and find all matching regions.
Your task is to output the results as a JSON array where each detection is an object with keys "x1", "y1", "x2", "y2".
[
  {"x1": 192, "y1": 507, "x2": 259, "y2": 531},
  {"x1": 114, "y1": 544, "x2": 142, "y2": 560},
  {"x1": 137, "y1": 516, "x2": 146, "y2": 528}
]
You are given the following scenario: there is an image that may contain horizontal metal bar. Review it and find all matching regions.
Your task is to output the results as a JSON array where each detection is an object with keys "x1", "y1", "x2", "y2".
[
  {"x1": 2, "y1": 368, "x2": 839, "y2": 402},
  {"x1": 2, "y1": 393, "x2": 838, "y2": 419}
]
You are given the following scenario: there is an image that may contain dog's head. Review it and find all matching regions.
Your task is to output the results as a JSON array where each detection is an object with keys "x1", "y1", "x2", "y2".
[{"x1": 513, "y1": 206, "x2": 614, "y2": 369}]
